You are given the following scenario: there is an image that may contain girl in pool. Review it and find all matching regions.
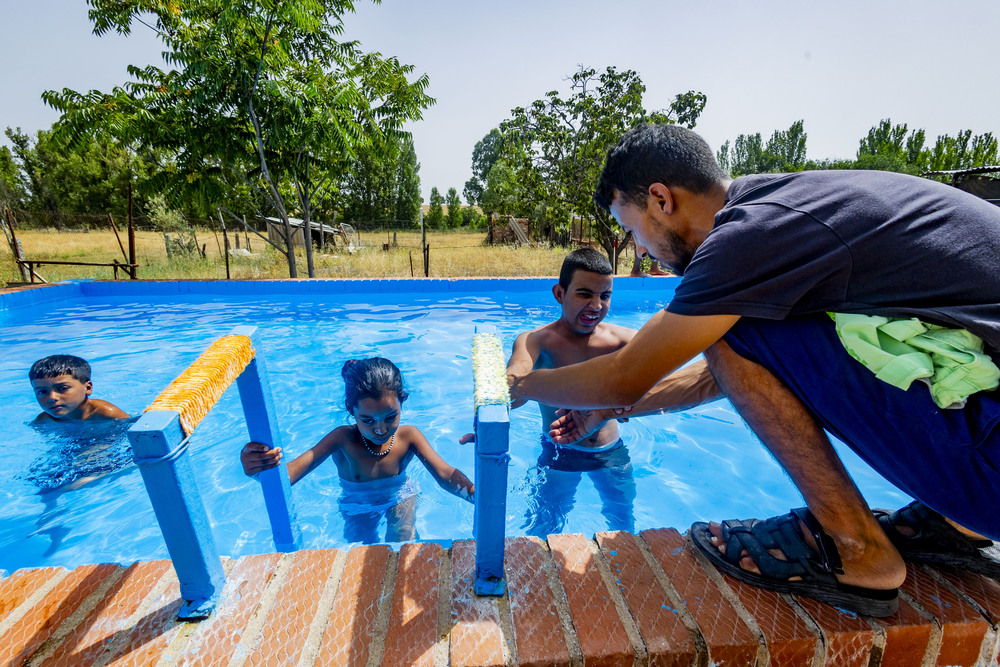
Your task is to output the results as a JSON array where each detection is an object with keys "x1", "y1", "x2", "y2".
[{"x1": 241, "y1": 357, "x2": 474, "y2": 544}]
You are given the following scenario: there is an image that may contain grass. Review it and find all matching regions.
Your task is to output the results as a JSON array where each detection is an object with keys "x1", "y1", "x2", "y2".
[{"x1": 1, "y1": 227, "x2": 639, "y2": 286}]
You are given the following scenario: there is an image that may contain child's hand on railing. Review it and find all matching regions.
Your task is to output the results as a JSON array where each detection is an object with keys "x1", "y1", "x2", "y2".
[
  {"x1": 241, "y1": 441, "x2": 282, "y2": 478},
  {"x1": 458, "y1": 433, "x2": 475, "y2": 445}
]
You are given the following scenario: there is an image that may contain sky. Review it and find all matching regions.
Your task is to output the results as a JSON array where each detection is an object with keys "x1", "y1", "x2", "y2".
[{"x1": 3, "y1": 0, "x2": 999, "y2": 203}]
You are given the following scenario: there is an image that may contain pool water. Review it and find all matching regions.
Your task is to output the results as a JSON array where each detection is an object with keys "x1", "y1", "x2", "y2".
[{"x1": 0, "y1": 280, "x2": 912, "y2": 572}]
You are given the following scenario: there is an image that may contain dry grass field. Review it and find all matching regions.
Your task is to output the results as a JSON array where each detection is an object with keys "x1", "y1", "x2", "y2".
[{"x1": 2, "y1": 227, "x2": 640, "y2": 286}]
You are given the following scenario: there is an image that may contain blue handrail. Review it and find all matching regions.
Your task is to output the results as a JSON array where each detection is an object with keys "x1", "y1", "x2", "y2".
[
  {"x1": 470, "y1": 325, "x2": 511, "y2": 596},
  {"x1": 128, "y1": 325, "x2": 300, "y2": 619}
]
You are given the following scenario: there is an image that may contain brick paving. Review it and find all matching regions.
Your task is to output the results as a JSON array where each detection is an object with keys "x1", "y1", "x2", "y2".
[{"x1": 2, "y1": 532, "x2": 1000, "y2": 666}]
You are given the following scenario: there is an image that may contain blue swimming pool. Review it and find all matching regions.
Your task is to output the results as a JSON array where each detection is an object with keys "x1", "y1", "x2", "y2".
[{"x1": 0, "y1": 278, "x2": 912, "y2": 573}]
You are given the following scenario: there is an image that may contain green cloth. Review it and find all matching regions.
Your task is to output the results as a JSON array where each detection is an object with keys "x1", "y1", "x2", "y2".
[{"x1": 831, "y1": 313, "x2": 1000, "y2": 409}]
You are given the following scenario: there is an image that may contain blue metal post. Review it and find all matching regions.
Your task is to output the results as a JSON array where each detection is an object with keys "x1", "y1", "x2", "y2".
[
  {"x1": 128, "y1": 410, "x2": 225, "y2": 618},
  {"x1": 471, "y1": 325, "x2": 511, "y2": 596},
  {"x1": 231, "y1": 325, "x2": 301, "y2": 552}
]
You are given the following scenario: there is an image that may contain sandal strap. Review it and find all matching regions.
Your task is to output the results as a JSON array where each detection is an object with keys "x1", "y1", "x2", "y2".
[
  {"x1": 886, "y1": 501, "x2": 992, "y2": 553},
  {"x1": 718, "y1": 508, "x2": 843, "y2": 583}
]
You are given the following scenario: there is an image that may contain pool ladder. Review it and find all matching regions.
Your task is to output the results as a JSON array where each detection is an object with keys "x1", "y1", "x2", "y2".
[{"x1": 128, "y1": 325, "x2": 512, "y2": 618}]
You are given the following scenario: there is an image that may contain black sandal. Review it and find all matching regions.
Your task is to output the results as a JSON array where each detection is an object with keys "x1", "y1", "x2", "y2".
[
  {"x1": 691, "y1": 507, "x2": 899, "y2": 617},
  {"x1": 875, "y1": 500, "x2": 1000, "y2": 578}
]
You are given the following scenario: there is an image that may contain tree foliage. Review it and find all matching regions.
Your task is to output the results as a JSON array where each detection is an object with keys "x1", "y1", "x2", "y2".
[
  {"x1": 717, "y1": 120, "x2": 807, "y2": 176},
  {"x1": 445, "y1": 187, "x2": 462, "y2": 228},
  {"x1": 494, "y1": 66, "x2": 706, "y2": 260},
  {"x1": 4, "y1": 127, "x2": 146, "y2": 214},
  {"x1": 43, "y1": 0, "x2": 433, "y2": 276},
  {"x1": 336, "y1": 133, "x2": 422, "y2": 225},
  {"x1": 426, "y1": 186, "x2": 444, "y2": 229}
]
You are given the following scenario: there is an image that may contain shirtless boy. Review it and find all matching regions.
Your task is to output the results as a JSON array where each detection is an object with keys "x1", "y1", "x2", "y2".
[
  {"x1": 508, "y1": 248, "x2": 638, "y2": 535},
  {"x1": 29, "y1": 355, "x2": 128, "y2": 422}
]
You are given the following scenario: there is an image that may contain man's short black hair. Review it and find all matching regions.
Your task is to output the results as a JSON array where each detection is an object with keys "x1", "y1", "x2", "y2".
[
  {"x1": 559, "y1": 248, "x2": 613, "y2": 288},
  {"x1": 29, "y1": 355, "x2": 91, "y2": 383},
  {"x1": 594, "y1": 124, "x2": 728, "y2": 212}
]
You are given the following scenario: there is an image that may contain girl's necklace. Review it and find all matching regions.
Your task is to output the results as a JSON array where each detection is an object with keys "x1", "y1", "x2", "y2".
[{"x1": 360, "y1": 431, "x2": 395, "y2": 457}]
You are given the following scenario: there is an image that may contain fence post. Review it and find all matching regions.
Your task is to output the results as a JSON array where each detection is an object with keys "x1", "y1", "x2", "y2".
[
  {"x1": 471, "y1": 325, "x2": 510, "y2": 596},
  {"x1": 128, "y1": 410, "x2": 225, "y2": 618},
  {"x1": 128, "y1": 183, "x2": 137, "y2": 279},
  {"x1": 231, "y1": 325, "x2": 301, "y2": 552}
]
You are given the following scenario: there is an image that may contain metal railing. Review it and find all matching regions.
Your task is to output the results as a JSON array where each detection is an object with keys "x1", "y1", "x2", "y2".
[
  {"x1": 129, "y1": 324, "x2": 512, "y2": 618},
  {"x1": 127, "y1": 325, "x2": 300, "y2": 618}
]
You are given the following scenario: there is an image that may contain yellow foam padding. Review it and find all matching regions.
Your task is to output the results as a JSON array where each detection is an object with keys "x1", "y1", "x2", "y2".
[
  {"x1": 147, "y1": 335, "x2": 256, "y2": 434},
  {"x1": 472, "y1": 332, "x2": 510, "y2": 408}
]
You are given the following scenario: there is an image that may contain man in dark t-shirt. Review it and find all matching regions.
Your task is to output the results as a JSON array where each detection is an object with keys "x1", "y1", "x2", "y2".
[{"x1": 509, "y1": 123, "x2": 1000, "y2": 617}]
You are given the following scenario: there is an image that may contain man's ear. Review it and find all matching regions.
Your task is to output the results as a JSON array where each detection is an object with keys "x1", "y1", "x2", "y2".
[
  {"x1": 552, "y1": 283, "x2": 565, "y2": 303},
  {"x1": 648, "y1": 182, "x2": 675, "y2": 215},
  {"x1": 84, "y1": 381, "x2": 93, "y2": 396}
]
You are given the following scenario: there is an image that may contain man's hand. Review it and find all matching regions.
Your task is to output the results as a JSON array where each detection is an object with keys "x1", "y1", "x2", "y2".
[
  {"x1": 241, "y1": 442, "x2": 282, "y2": 477},
  {"x1": 548, "y1": 408, "x2": 612, "y2": 445}
]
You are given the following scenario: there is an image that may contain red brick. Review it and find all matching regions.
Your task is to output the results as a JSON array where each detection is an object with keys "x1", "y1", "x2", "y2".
[
  {"x1": 316, "y1": 544, "x2": 392, "y2": 667},
  {"x1": 596, "y1": 531, "x2": 696, "y2": 667},
  {"x1": 547, "y1": 533, "x2": 633, "y2": 667},
  {"x1": 383, "y1": 542, "x2": 443, "y2": 667},
  {"x1": 504, "y1": 537, "x2": 570, "y2": 667},
  {"x1": 44, "y1": 560, "x2": 172, "y2": 667},
  {"x1": 793, "y1": 597, "x2": 875, "y2": 667},
  {"x1": 873, "y1": 595, "x2": 933, "y2": 667},
  {"x1": 641, "y1": 528, "x2": 759, "y2": 666},
  {"x1": 0, "y1": 563, "x2": 118, "y2": 665},
  {"x1": 930, "y1": 565, "x2": 1000, "y2": 625},
  {"x1": 178, "y1": 552, "x2": 282, "y2": 667},
  {"x1": 0, "y1": 567, "x2": 61, "y2": 618},
  {"x1": 898, "y1": 563, "x2": 990, "y2": 667},
  {"x1": 247, "y1": 548, "x2": 338, "y2": 667},
  {"x1": 448, "y1": 540, "x2": 505, "y2": 667}
]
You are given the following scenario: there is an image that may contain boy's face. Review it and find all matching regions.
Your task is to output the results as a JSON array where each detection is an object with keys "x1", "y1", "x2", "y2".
[
  {"x1": 32, "y1": 374, "x2": 92, "y2": 420},
  {"x1": 554, "y1": 269, "x2": 613, "y2": 335},
  {"x1": 352, "y1": 392, "x2": 402, "y2": 446}
]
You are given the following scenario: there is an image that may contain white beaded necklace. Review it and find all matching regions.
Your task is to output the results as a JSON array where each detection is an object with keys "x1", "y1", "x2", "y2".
[{"x1": 360, "y1": 431, "x2": 395, "y2": 457}]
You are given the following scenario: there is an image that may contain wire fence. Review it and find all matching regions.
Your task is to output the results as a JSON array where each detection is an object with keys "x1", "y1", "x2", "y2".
[{"x1": 1, "y1": 208, "x2": 604, "y2": 284}]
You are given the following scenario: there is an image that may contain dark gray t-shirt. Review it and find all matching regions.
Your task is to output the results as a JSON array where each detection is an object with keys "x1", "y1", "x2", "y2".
[{"x1": 668, "y1": 170, "x2": 1000, "y2": 352}]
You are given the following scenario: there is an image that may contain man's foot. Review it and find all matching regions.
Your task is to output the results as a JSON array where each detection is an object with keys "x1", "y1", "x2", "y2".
[
  {"x1": 876, "y1": 500, "x2": 1000, "y2": 578},
  {"x1": 691, "y1": 508, "x2": 901, "y2": 616}
]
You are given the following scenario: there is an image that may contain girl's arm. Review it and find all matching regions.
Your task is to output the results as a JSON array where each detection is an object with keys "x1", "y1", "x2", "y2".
[
  {"x1": 408, "y1": 427, "x2": 475, "y2": 501},
  {"x1": 241, "y1": 428, "x2": 344, "y2": 486}
]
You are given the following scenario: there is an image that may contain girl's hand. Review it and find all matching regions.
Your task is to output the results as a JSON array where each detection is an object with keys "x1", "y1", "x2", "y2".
[{"x1": 241, "y1": 442, "x2": 282, "y2": 477}]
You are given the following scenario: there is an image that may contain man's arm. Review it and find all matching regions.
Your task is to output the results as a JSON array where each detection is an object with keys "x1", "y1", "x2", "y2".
[
  {"x1": 510, "y1": 310, "x2": 738, "y2": 409},
  {"x1": 548, "y1": 359, "x2": 722, "y2": 444},
  {"x1": 506, "y1": 330, "x2": 541, "y2": 409}
]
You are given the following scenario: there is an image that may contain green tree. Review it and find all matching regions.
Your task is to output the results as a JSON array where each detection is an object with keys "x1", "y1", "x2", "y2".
[
  {"x1": 0, "y1": 143, "x2": 27, "y2": 210},
  {"x1": 463, "y1": 128, "x2": 504, "y2": 207},
  {"x1": 500, "y1": 65, "x2": 706, "y2": 261},
  {"x1": 393, "y1": 135, "x2": 422, "y2": 225},
  {"x1": 717, "y1": 120, "x2": 807, "y2": 176},
  {"x1": 5, "y1": 126, "x2": 145, "y2": 214},
  {"x1": 44, "y1": 0, "x2": 433, "y2": 277},
  {"x1": 445, "y1": 187, "x2": 462, "y2": 228},
  {"x1": 426, "y1": 186, "x2": 444, "y2": 229},
  {"x1": 337, "y1": 133, "x2": 422, "y2": 227}
]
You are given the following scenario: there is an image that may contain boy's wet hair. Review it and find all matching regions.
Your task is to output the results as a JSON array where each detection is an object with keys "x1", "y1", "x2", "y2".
[
  {"x1": 341, "y1": 357, "x2": 409, "y2": 413},
  {"x1": 559, "y1": 248, "x2": 613, "y2": 288},
  {"x1": 29, "y1": 355, "x2": 92, "y2": 383},
  {"x1": 594, "y1": 124, "x2": 728, "y2": 212}
]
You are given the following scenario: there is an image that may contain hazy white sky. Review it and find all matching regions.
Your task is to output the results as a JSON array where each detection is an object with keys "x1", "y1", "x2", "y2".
[{"x1": 3, "y1": 0, "x2": 999, "y2": 202}]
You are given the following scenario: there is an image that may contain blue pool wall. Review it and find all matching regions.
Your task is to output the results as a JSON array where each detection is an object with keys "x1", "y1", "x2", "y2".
[{"x1": 0, "y1": 277, "x2": 679, "y2": 313}]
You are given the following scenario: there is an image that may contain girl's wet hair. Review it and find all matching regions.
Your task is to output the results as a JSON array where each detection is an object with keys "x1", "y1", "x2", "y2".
[
  {"x1": 341, "y1": 357, "x2": 409, "y2": 413},
  {"x1": 29, "y1": 355, "x2": 92, "y2": 383}
]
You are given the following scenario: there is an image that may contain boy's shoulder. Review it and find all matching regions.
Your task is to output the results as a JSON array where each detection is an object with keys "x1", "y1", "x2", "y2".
[{"x1": 84, "y1": 399, "x2": 130, "y2": 421}]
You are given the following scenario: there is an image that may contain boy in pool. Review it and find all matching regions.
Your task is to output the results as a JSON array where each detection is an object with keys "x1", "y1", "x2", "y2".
[
  {"x1": 29, "y1": 355, "x2": 129, "y2": 422},
  {"x1": 504, "y1": 248, "x2": 639, "y2": 535},
  {"x1": 241, "y1": 357, "x2": 474, "y2": 544}
]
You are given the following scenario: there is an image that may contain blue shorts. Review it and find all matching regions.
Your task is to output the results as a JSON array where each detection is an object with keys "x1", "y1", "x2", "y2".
[{"x1": 723, "y1": 315, "x2": 1000, "y2": 539}]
